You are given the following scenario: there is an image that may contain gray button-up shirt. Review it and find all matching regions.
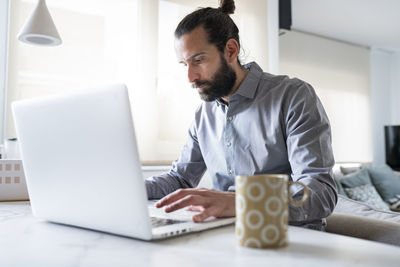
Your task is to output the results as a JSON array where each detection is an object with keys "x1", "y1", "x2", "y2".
[{"x1": 146, "y1": 62, "x2": 337, "y2": 229}]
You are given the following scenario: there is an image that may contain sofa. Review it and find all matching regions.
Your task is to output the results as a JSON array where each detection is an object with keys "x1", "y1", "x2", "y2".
[{"x1": 325, "y1": 163, "x2": 400, "y2": 246}]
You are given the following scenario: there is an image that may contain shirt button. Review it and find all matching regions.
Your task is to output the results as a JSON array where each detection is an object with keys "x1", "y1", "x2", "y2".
[
  {"x1": 229, "y1": 169, "x2": 234, "y2": 174},
  {"x1": 226, "y1": 141, "x2": 231, "y2": 147},
  {"x1": 228, "y1": 116, "x2": 233, "y2": 121}
]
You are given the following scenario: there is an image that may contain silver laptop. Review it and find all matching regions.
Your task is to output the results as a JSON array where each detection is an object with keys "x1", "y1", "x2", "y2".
[{"x1": 12, "y1": 84, "x2": 235, "y2": 240}]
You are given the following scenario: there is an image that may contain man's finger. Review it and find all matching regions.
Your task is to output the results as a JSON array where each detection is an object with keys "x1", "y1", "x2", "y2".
[
  {"x1": 192, "y1": 210, "x2": 211, "y2": 222},
  {"x1": 155, "y1": 189, "x2": 186, "y2": 208},
  {"x1": 164, "y1": 194, "x2": 205, "y2": 213},
  {"x1": 155, "y1": 188, "x2": 200, "y2": 208},
  {"x1": 185, "y1": 205, "x2": 204, "y2": 212}
]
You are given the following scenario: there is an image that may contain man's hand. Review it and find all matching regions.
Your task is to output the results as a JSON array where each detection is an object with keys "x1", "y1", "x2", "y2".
[{"x1": 155, "y1": 188, "x2": 236, "y2": 222}]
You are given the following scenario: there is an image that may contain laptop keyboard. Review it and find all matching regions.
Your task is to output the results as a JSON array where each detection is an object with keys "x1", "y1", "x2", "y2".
[{"x1": 150, "y1": 217, "x2": 185, "y2": 228}]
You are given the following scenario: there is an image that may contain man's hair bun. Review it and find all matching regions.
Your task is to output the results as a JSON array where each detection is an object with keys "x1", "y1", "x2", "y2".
[
  {"x1": 219, "y1": 0, "x2": 235, "y2": 15},
  {"x1": 175, "y1": 0, "x2": 241, "y2": 61}
]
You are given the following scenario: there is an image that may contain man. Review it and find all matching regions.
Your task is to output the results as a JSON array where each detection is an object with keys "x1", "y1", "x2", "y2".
[{"x1": 146, "y1": 0, "x2": 337, "y2": 230}]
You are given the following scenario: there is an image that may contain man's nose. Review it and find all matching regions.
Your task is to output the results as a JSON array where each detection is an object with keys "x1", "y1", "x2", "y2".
[{"x1": 187, "y1": 65, "x2": 199, "y2": 83}]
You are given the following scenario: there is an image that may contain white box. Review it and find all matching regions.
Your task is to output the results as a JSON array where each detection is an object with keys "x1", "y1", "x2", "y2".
[{"x1": 0, "y1": 160, "x2": 29, "y2": 201}]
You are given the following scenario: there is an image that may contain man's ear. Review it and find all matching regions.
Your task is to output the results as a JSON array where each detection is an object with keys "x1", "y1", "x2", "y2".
[{"x1": 224, "y1": 38, "x2": 239, "y2": 64}]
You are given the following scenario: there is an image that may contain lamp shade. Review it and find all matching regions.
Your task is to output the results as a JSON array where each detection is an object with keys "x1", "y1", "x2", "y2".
[{"x1": 17, "y1": 0, "x2": 62, "y2": 46}]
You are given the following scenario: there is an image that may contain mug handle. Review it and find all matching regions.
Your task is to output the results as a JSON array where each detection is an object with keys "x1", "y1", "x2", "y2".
[{"x1": 288, "y1": 181, "x2": 310, "y2": 207}]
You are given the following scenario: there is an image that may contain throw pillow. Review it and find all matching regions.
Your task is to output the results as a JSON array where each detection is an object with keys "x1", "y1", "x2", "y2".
[
  {"x1": 334, "y1": 178, "x2": 346, "y2": 196},
  {"x1": 339, "y1": 168, "x2": 372, "y2": 189},
  {"x1": 367, "y1": 165, "x2": 400, "y2": 202},
  {"x1": 340, "y1": 165, "x2": 361, "y2": 175},
  {"x1": 389, "y1": 199, "x2": 400, "y2": 212},
  {"x1": 344, "y1": 184, "x2": 390, "y2": 211}
]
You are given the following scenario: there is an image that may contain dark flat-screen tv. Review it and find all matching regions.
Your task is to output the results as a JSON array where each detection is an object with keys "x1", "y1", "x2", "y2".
[{"x1": 385, "y1": 125, "x2": 400, "y2": 171}]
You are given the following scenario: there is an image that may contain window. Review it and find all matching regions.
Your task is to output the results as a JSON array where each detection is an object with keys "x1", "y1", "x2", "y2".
[
  {"x1": 6, "y1": 0, "x2": 163, "y2": 162},
  {"x1": 5, "y1": 0, "x2": 273, "y2": 164}
]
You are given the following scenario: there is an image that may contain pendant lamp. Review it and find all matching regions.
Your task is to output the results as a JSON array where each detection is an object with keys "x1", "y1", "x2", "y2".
[{"x1": 17, "y1": 0, "x2": 62, "y2": 46}]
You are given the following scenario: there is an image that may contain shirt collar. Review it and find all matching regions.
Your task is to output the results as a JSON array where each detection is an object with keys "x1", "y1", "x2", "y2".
[
  {"x1": 232, "y1": 61, "x2": 263, "y2": 99},
  {"x1": 215, "y1": 61, "x2": 263, "y2": 106}
]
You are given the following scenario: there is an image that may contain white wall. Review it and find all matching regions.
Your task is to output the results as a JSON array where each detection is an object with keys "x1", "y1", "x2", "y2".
[
  {"x1": 0, "y1": 0, "x2": 9, "y2": 143},
  {"x1": 280, "y1": 31, "x2": 372, "y2": 163},
  {"x1": 267, "y1": 0, "x2": 279, "y2": 74},
  {"x1": 370, "y1": 49, "x2": 392, "y2": 165},
  {"x1": 390, "y1": 52, "x2": 400, "y2": 125},
  {"x1": 370, "y1": 49, "x2": 400, "y2": 165}
]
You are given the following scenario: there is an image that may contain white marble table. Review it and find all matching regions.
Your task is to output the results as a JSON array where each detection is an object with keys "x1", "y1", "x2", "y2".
[{"x1": 1, "y1": 201, "x2": 400, "y2": 267}]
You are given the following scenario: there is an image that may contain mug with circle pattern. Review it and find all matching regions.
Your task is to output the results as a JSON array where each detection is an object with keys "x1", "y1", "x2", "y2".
[{"x1": 235, "y1": 174, "x2": 309, "y2": 249}]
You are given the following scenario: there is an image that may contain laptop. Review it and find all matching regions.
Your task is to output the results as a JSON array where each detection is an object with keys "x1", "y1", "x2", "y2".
[{"x1": 12, "y1": 84, "x2": 235, "y2": 240}]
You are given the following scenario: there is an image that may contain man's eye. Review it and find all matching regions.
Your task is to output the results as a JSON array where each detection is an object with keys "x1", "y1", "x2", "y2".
[{"x1": 194, "y1": 58, "x2": 203, "y2": 64}]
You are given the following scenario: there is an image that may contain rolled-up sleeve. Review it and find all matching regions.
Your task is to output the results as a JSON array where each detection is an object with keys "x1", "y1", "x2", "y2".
[
  {"x1": 283, "y1": 81, "x2": 338, "y2": 225},
  {"x1": 145, "y1": 121, "x2": 207, "y2": 199}
]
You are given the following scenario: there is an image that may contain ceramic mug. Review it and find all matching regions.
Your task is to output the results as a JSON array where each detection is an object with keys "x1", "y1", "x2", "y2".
[{"x1": 235, "y1": 174, "x2": 310, "y2": 249}]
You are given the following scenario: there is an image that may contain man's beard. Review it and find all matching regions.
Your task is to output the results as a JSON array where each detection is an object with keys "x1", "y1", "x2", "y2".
[{"x1": 192, "y1": 55, "x2": 237, "y2": 102}]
